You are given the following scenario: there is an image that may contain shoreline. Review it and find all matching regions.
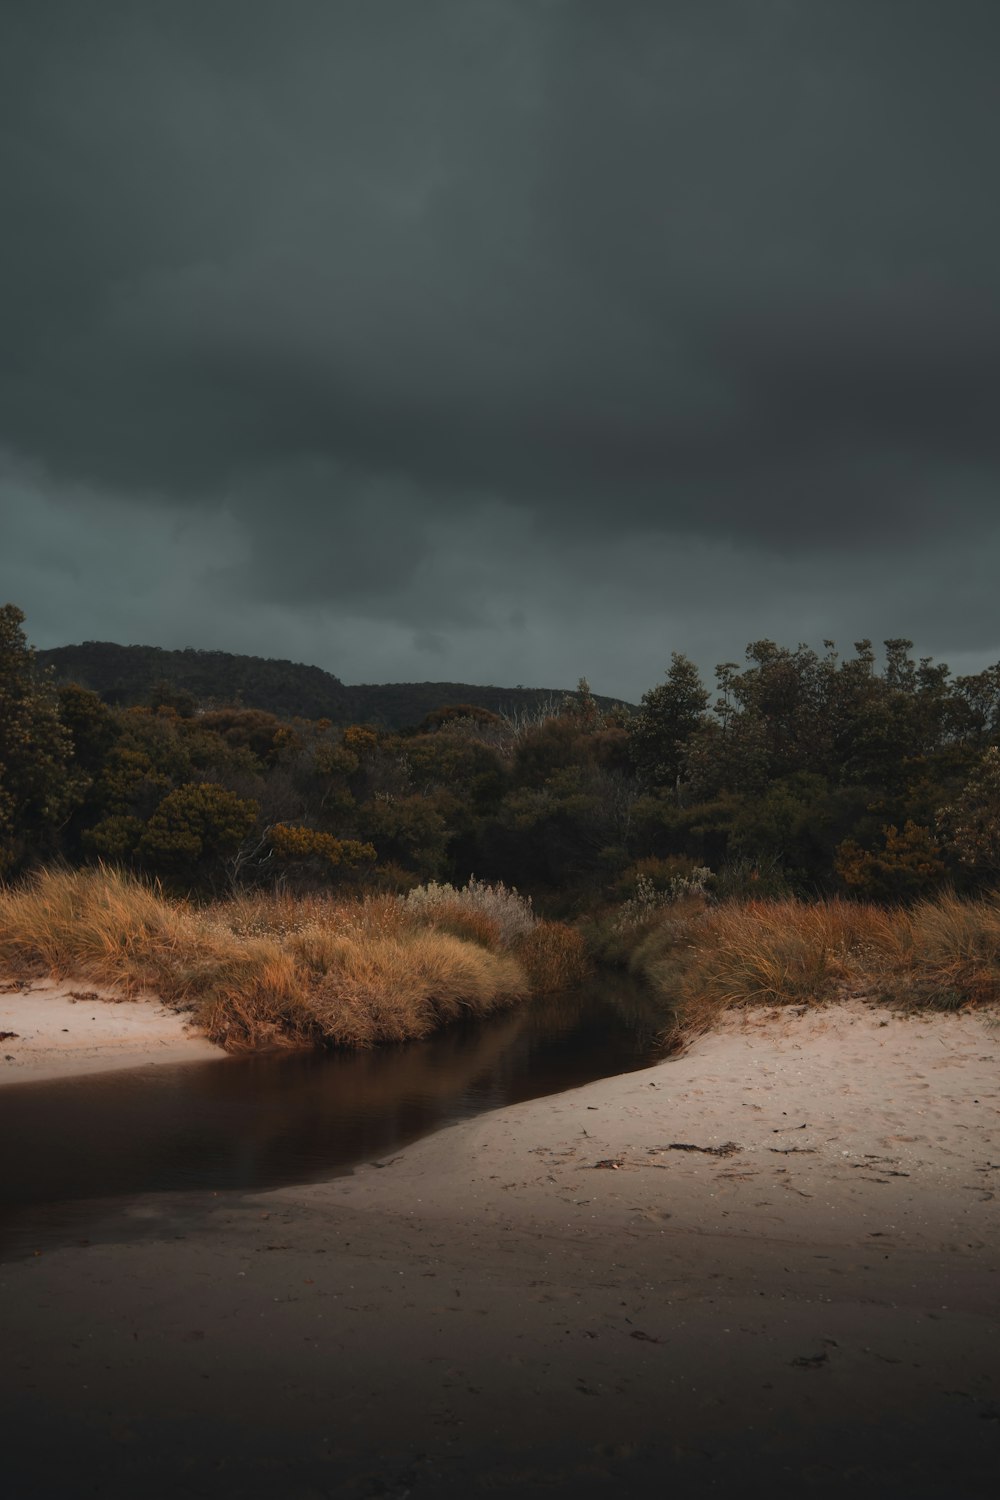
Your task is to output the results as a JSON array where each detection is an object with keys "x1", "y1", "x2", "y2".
[
  {"x1": 0, "y1": 977, "x2": 224, "y2": 1084},
  {"x1": 1, "y1": 999, "x2": 998, "y2": 1495},
  {"x1": 287, "y1": 995, "x2": 1000, "y2": 1238}
]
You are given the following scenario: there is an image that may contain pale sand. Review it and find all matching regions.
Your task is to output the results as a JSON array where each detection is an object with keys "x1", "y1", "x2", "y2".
[
  {"x1": 0, "y1": 977, "x2": 223, "y2": 1083},
  {"x1": 295, "y1": 997, "x2": 999, "y2": 1245},
  {"x1": 1, "y1": 1001, "x2": 998, "y2": 1496}
]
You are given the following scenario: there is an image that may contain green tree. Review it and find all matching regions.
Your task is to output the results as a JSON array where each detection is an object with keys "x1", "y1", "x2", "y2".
[
  {"x1": 628, "y1": 653, "x2": 709, "y2": 791},
  {"x1": 937, "y1": 747, "x2": 1000, "y2": 881},
  {"x1": 138, "y1": 783, "x2": 259, "y2": 882},
  {"x1": 57, "y1": 682, "x2": 119, "y2": 775},
  {"x1": 362, "y1": 793, "x2": 451, "y2": 879},
  {"x1": 0, "y1": 604, "x2": 83, "y2": 871}
]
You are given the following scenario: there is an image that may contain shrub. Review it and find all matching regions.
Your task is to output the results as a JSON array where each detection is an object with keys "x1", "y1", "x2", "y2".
[
  {"x1": 835, "y1": 821, "x2": 946, "y2": 900},
  {"x1": 185, "y1": 941, "x2": 317, "y2": 1050},
  {"x1": 712, "y1": 856, "x2": 793, "y2": 901},
  {"x1": 937, "y1": 747, "x2": 1000, "y2": 878},
  {"x1": 84, "y1": 814, "x2": 146, "y2": 861},
  {"x1": 884, "y1": 891, "x2": 1000, "y2": 1009},
  {"x1": 139, "y1": 783, "x2": 259, "y2": 879},
  {"x1": 408, "y1": 898, "x2": 504, "y2": 952},
  {"x1": 303, "y1": 931, "x2": 528, "y2": 1047},
  {"x1": 613, "y1": 868, "x2": 712, "y2": 933},
  {"x1": 404, "y1": 876, "x2": 536, "y2": 948},
  {"x1": 267, "y1": 823, "x2": 375, "y2": 871},
  {"x1": 0, "y1": 603, "x2": 84, "y2": 871}
]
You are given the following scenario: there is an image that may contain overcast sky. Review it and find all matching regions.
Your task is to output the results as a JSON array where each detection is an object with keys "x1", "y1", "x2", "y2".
[{"x1": 2, "y1": 0, "x2": 999, "y2": 701}]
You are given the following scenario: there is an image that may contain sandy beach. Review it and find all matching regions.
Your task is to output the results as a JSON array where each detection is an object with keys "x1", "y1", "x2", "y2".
[
  {"x1": 1, "y1": 999, "x2": 997, "y2": 1497},
  {"x1": 0, "y1": 978, "x2": 224, "y2": 1084}
]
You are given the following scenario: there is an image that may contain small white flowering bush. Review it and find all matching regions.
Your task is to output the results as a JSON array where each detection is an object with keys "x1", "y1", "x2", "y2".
[
  {"x1": 405, "y1": 876, "x2": 536, "y2": 948},
  {"x1": 613, "y1": 868, "x2": 712, "y2": 934}
]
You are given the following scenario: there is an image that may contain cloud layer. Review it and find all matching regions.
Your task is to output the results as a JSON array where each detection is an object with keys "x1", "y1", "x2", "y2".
[{"x1": 3, "y1": 1, "x2": 999, "y2": 698}]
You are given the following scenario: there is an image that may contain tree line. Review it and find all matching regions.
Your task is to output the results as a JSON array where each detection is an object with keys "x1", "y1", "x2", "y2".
[
  {"x1": 36, "y1": 640, "x2": 622, "y2": 730},
  {"x1": 4, "y1": 603, "x2": 1000, "y2": 904}
]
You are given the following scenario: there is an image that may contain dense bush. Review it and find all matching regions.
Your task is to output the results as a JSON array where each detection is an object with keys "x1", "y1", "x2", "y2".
[
  {"x1": 138, "y1": 783, "x2": 259, "y2": 881},
  {"x1": 0, "y1": 605, "x2": 83, "y2": 871},
  {"x1": 8, "y1": 603, "x2": 1000, "y2": 909}
]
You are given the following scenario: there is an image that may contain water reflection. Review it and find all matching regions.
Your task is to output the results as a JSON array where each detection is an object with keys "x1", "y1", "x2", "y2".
[{"x1": 0, "y1": 974, "x2": 669, "y2": 1254}]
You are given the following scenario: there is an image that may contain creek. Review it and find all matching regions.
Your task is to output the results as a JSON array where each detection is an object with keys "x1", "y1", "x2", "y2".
[{"x1": 0, "y1": 974, "x2": 669, "y2": 1257}]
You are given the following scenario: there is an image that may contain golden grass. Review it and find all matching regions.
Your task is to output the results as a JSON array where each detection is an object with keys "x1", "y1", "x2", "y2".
[
  {"x1": 622, "y1": 890, "x2": 1000, "y2": 1045},
  {"x1": 886, "y1": 890, "x2": 1000, "y2": 1009},
  {"x1": 303, "y1": 931, "x2": 526, "y2": 1047},
  {"x1": 17, "y1": 868, "x2": 996, "y2": 1058},
  {"x1": 514, "y1": 921, "x2": 592, "y2": 994},
  {"x1": 399, "y1": 885, "x2": 591, "y2": 994},
  {"x1": 406, "y1": 897, "x2": 505, "y2": 952},
  {"x1": 0, "y1": 864, "x2": 205, "y2": 994},
  {"x1": 0, "y1": 866, "x2": 530, "y2": 1052}
]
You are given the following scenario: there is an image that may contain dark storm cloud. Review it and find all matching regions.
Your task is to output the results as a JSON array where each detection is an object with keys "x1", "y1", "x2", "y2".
[{"x1": 2, "y1": 0, "x2": 1000, "y2": 690}]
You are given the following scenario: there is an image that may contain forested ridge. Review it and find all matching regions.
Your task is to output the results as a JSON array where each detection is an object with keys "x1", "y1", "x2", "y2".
[
  {"x1": 37, "y1": 640, "x2": 625, "y2": 730},
  {"x1": 6, "y1": 605, "x2": 1000, "y2": 906}
]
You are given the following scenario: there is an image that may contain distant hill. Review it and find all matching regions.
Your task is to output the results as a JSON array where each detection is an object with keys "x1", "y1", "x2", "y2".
[{"x1": 38, "y1": 642, "x2": 630, "y2": 730}]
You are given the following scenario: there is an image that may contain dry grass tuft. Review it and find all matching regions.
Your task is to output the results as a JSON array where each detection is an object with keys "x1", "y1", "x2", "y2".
[
  {"x1": 515, "y1": 921, "x2": 592, "y2": 994},
  {"x1": 886, "y1": 891, "x2": 1000, "y2": 1010},
  {"x1": 0, "y1": 866, "x2": 532, "y2": 1053},
  {"x1": 197, "y1": 943, "x2": 318, "y2": 1051},
  {"x1": 622, "y1": 889, "x2": 1000, "y2": 1045},
  {"x1": 407, "y1": 898, "x2": 505, "y2": 953},
  {"x1": 0, "y1": 864, "x2": 205, "y2": 995},
  {"x1": 306, "y1": 931, "x2": 527, "y2": 1048}
]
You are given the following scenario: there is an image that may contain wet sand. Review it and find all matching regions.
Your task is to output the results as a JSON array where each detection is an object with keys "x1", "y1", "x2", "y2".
[{"x1": 1, "y1": 1001, "x2": 997, "y2": 1497}]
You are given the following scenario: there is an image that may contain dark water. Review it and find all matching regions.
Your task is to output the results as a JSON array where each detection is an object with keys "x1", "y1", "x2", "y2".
[{"x1": 0, "y1": 976, "x2": 670, "y2": 1256}]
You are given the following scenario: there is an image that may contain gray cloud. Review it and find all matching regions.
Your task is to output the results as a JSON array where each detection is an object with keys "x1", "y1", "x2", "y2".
[{"x1": 3, "y1": 1, "x2": 1000, "y2": 696}]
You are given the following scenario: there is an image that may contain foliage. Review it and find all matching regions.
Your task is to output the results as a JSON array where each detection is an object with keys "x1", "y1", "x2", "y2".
[
  {"x1": 835, "y1": 821, "x2": 946, "y2": 901},
  {"x1": 84, "y1": 813, "x2": 147, "y2": 861},
  {"x1": 297, "y1": 929, "x2": 528, "y2": 1047},
  {"x1": 937, "y1": 746, "x2": 1000, "y2": 876},
  {"x1": 10, "y1": 603, "x2": 1000, "y2": 907},
  {"x1": 622, "y1": 891, "x2": 1000, "y2": 1045},
  {"x1": 57, "y1": 683, "x2": 119, "y2": 774},
  {"x1": 418, "y1": 703, "x2": 505, "y2": 732},
  {"x1": 364, "y1": 793, "x2": 451, "y2": 879},
  {"x1": 267, "y1": 823, "x2": 375, "y2": 873},
  {"x1": 513, "y1": 921, "x2": 592, "y2": 993},
  {"x1": 342, "y1": 724, "x2": 379, "y2": 757},
  {"x1": 405, "y1": 876, "x2": 536, "y2": 947},
  {"x1": 711, "y1": 855, "x2": 794, "y2": 902},
  {"x1": 38, "y1": 641, "x2": 351, "y2": 720},
  {"x1": 38, "y1": 641, "x2": 628, "y2": 730},
  {"x1": 138, "y1": 783, "x2": 259, "y2": 880},
  {"x1": 197, "y1": 708, "x2": 286, "y2": 765},
  {"x1": 628, "y1": 653, "x2": 710, "y2": 789},
  {"x1": 613, "y1": 867, "x2": 712, "y2": 930},
  {"x1": 0, "y1": 604, "x2": 84, "y2": 871},
  {"x1": 0, "y1": 865, "x2": 528, "y2": 1052}
]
